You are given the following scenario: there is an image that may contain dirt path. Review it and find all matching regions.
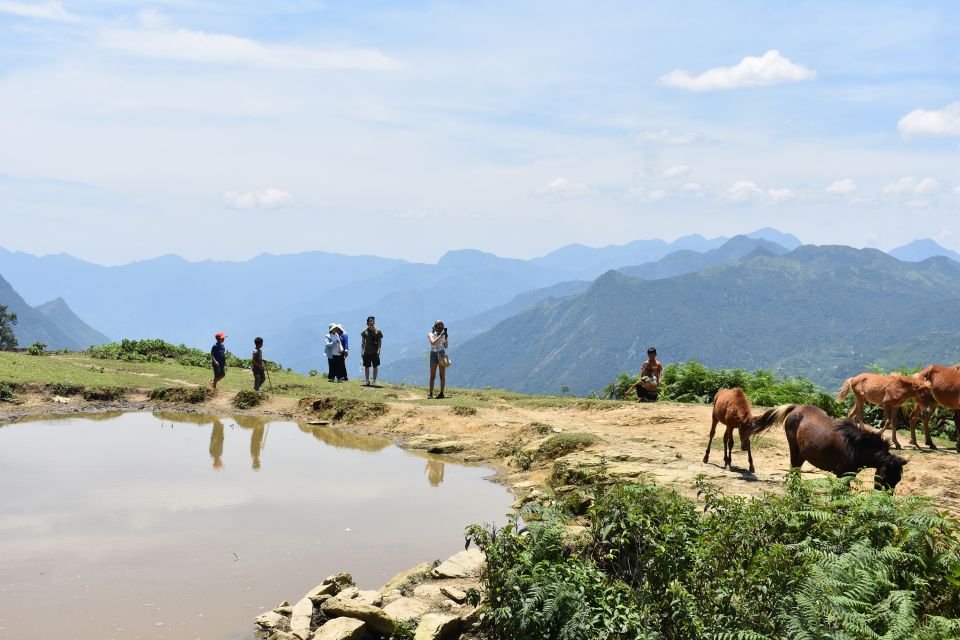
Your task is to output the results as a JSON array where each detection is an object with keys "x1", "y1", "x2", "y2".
[{"x1": 3, "y1": 389, "x2": 958, "y2": 515}]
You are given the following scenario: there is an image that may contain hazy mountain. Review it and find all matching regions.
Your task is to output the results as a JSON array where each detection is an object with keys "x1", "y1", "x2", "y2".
[
  {"x1": 745, "y1": 227, "x2": 803, "y2": 250},
  {"x1": 888, "y1": 239, "x2": 960, "y2": 263},
  {"x1": 433, "y1": 246, "x2": 960, "y2": 395},
  {"x1": 619, "y1": 235, "x2": 789, "y2": 280},
  {"x1": 0, "y1": 274, "x2": 109, "y2": 349}
]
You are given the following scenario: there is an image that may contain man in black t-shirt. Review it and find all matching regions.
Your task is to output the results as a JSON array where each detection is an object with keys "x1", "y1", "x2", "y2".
[{"x1": 360, "y1": 316, "x2": 383, "y2": 386}]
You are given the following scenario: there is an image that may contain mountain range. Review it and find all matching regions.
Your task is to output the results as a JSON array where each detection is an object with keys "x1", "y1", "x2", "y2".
[{"x1": 0, "y1": 274, "x2": 110, "y2": 350}]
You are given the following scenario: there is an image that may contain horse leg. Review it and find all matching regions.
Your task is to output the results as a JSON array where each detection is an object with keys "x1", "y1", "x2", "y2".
[
  {"x1": 908, "y1": 403, "x2": 921, "y2": 447},
  {"x1": 745, "y1": 436, "x2": 755, "y2": 474},
  {"x1": 723, "y1": 425, "x2": 733, "y2": 469},
  {"x1": 855, "y1": 397, "x2": 864, "y2": 427},
  {"x1": 787, "y1": 438, "x2": 804, "y2": 469},
  {"x1": 885, "y1": 403, "x2": 901, "y2": 450},
  {"x1": 703, "y1": 415, "x2": 719, "y2": 464},
  {"x1": 954, "y1": 410, "x2": 960, "y2": 453},
  {"x1": 923, "y1": 408, "x2": 937, "y2": 450}
]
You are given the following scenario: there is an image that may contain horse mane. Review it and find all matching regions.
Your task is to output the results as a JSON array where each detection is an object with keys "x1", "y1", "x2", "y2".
[{"x1": 834, "y1": 419, "x2": 893, "y2": 461}]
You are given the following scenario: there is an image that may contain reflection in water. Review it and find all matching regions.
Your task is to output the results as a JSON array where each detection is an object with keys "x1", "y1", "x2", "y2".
[
  {"x1": 296, "y1": 422, "x2": 391, "y2": 453},
  {"x1": 251, "y1": 423, "x2": 265, "y2": 470},
  {"x1": 425, "y1": 460, "x2": 446, "y2": 486},
  {"x1": 209, "y1": 419, "x2": 225, "y2": 470}
]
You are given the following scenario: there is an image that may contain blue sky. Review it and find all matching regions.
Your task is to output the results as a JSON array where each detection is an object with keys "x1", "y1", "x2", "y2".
[{"x1": 1, "y1": 1, "x2": 958, "y2": 264}]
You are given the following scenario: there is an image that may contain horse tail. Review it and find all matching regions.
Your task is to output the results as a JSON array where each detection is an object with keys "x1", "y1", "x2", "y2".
[
  {"x1": 750, "y1": 404, "x2": 797, "y2": 437},
  {"x1": 837, "y1": 378, "x2": 852, "y2": 402}
]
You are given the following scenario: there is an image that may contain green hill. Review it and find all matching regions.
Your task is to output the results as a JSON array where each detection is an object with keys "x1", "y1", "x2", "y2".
[{"x1": 439, "y1": 246, "x2": 960, "y2": 395}]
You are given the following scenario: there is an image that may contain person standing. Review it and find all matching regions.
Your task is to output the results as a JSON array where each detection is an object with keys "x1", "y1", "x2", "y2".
[
  {"x1": 427, "y1": 320, "x2": 448, "y2": 399},
  {"x1": 361, "y1": 316, "x2": 383, "y2": 386},
  {"x1": 210, "y1": 331, "x2": 227, "y2": 390},
  {"x1": 324, "y1": 323, "x2": 342, "y2": 382},
  {"x1": 252, "y1": 336, "x2": 266, "y2": 392},
  {"x1": 339, "y1": 326, "x2": 350, "y2": 381}
]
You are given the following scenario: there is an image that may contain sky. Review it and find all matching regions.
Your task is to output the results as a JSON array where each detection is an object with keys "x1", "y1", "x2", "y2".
[{"x1": 0, "y1": 1, "x2": 959, "y2": 265}]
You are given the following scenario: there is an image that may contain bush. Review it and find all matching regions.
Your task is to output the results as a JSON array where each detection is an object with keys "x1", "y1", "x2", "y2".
[
  {"x1": 27, "y1": 342, "x2": 47, "y2": 356},
  {"x1": 82, "y1": 387, "x2": 126, "y2": 401},
  {"x1": 468, "y1": 473, "x2": 960, "y2": 640},
  {"x1": 0, "y1": 382, "x2": 20, "y2": 403},
  {"x1": 88, "y1": 338, "x2": 284, "y2": 371},
  {"x1": 232, "y1": 390, "x2": 264, "y2": 409},
  {"x1": 537, "y1": 432, "x2": 601, "y2": 459},
  {"x1": 48, "y1": 382, "x2": 85, "y2": 396},
  {"x1": 150, "y1": 386, "x2": 210, "y2": 403}
]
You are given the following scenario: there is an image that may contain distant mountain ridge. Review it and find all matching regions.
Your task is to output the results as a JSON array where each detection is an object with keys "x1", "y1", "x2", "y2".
[
  {"x1": 888, "y1": 239, "x2": 960, "y2": 263},
  {"x1": 428, "y1": 246, "x2": 960, "y2": 395},
  {"x1": 0, "y1": 274, "x2": 110, "y2": 349}
]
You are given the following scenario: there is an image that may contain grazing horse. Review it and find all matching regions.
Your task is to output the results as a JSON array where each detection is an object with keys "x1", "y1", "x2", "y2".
[
  {"x1": 836, "y1": 373, "x2": 932, "y2": 449},
  {"x1": 909, "y1": 365, "x2": 960, "y2": 451},
  {"x1": 703, "y1": 387, "x2": 790, "y2": 473},
  {"x1": 754, "y1": 404, "x2": 908, "y2": 490}
]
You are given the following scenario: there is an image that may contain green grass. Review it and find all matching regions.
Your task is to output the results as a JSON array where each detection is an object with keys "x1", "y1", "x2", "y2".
[{"x1": 537, "y1": 432, "x2": 602, "y2": 459}]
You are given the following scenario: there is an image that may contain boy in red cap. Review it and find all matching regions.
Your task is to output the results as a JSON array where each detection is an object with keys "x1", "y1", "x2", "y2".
[{"x1": 211, "y1": 332, "x2": 227, "y2": 389}]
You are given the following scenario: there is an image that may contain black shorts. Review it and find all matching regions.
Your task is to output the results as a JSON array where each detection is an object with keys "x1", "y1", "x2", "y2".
[
  {"x1": 430, "y1": 351, "x2": 440, "y2": 365},
  {"x1": 212, "y1": 363, "x2": 225, "y2": 378},
  {"x1": 362, "y1": 354, "x2": 380, "y2": 368}
]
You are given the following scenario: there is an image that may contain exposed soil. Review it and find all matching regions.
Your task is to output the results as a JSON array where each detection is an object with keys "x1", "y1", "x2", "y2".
[{"x1": 2, "y1": 387, "x2": 958, "y2": 515}]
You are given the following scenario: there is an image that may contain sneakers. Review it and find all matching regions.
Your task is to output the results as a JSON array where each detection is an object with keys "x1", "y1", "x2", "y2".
[
  {"x1": 428, "y1": 393, "x2": 434, "y2": 399},
  {"x1": 436, "y1": 392, "x2": 445, "y2": 399}
]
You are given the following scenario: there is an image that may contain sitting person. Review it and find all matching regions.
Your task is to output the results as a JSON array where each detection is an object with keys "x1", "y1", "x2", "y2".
[{"x1": 628, "y1": 347, "x2": 663, "y2": 402}]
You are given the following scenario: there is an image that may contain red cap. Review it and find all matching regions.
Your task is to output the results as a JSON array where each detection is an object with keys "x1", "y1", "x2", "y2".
[{"x1": 215, "y1": 331, "x2": 227, "y2": 340}]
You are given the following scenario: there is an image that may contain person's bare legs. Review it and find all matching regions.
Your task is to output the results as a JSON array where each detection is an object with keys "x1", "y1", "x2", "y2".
[
  {"x1": 429, "y1": 362, "x2": 438, "y2": 397},
  {"x1": 438, "y1": 366, "x2": 446, "y2": 397}
]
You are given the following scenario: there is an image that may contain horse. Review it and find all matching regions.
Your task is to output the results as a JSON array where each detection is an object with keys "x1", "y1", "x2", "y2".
[
  {"x1": 908, "y1": 365, "x2": 960, "y2": 450},
  {"x1": 754, "y1": 404, "x2": 908, "y2": 490},
  {"x1": 836, "y1": 372, "x2": 932, "y2": 449},
  {"x1": 703, "y1": 387, "x2": 790, "y2": 474}
]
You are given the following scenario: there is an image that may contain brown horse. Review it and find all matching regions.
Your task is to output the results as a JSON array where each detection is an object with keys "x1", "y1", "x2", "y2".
[
  {"x1": 754, "y1": 404, "x2": 908, "y2": 490},
  {"x1": 703, "y1": 387, "x2": 789, "y2": 474},
  {"x1": 909, "y1": 365, "x2": 960, "y2": 450},
  {"x1": 836, "y1": 373, "x2": 932, "y2": 449}
]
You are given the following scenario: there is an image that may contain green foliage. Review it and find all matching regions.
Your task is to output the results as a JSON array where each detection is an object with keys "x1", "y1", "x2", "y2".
[
  {"x1": 0, "y1": 382, "x2": 20, "y2": 403},
  {"x1": 27, "y1": 341, "x2": 48, "y2": 356},
  {"x1": 604, "y1": 359, "x2": 841, "y2": 416},
  {"x1": 88, "y1": 338, "x2": 283, "y2": 371},
  {"x1": 81, "y1": 386, "x2": 126, "y2": 401},
  {"x1": 149, "y1": 386, "x2": 210, "y2": 403},
  {"x1": 48, "y1": 382, "x2": 85, "y2": 396},
  {"x1": 468, "y1": 473, "x2": 960, "y2": 640},
  {"x1": 0, "y1": 304, "x2": 17, "y2": 349},
  {"x1": 232, "y1": 389, "x2": 264, "y2": 409},
  {"x1": 537, "y1": 432, "x2": 601, "y2": 459}
]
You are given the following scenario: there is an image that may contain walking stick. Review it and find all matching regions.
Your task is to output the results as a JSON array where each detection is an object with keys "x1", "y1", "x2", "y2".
[{"x1": 264, "y1": 361, "x2": 274, "y2": 391}]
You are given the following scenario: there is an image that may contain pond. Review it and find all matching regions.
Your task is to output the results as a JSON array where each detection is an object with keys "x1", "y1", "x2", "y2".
[{"x1": 0, "y1": 412, "x2": 513, "y2": 640}]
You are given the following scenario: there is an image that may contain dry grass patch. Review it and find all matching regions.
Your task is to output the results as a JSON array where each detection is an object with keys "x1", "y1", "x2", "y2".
[{"x1": 298, "y1": 396, "x2": 388, "y2": 423}]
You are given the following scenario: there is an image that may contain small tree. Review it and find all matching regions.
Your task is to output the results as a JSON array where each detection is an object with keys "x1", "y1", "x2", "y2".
[
  {"x1": 0, "y1": 305, "x2": 17, "y2": 350},
  {"x1": 560, "y1": 385, "x2": 570, "y2": 397},
  {"x1": 27, "y1": 342, "x2": 48, "y2": 356}
]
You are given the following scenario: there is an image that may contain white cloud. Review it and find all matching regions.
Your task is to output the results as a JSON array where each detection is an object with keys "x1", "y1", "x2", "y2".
[
  {"x1": 680, "y1": 182, "x2": 703, "y2": 193},
  {"x1": 98, "y1": 26, "x2": 403, "y2": 71},
  {"x1": 825, "y1": 179, "x2": 858, "y2": 194},
  {"x1": 0, "y1": 0, "x2": 79, "y2": 22},
  {"x1": 624, "y1": 186, "x2": 667, "y2": 203},
  {"x1": 660, "y1": 165, "x2": 689, "y2": 179},
  {"x1": 632, "y1": 129, "x2": 701, "y2": 145},
  {"x1": 905, "y1": 199, "x2": 931, "y2": 208},
  {"x1": 882, "y1": 176, "x2": 939, "y2": 197},
  {"x1": 659, "y1": 50, "x2": 816, "y2": 91},
  {"x1": 768, "y1": 188, "x2": 796, "y2": 204},
  {"x1": 898, "y1": 101, "x2": 960, "y2": 138},
  {"x1": 954, "y1": 186, "x2": 960, "y2": 195},
  {"x1": 224, "y1": 188, "x2": 291, "y2": 209},
  {"x1": 722, "y1": 180, "x2": 763, "y2": 203},
  {"x1": 533, "y1": 177, "x2": 592, "y2": 199}
]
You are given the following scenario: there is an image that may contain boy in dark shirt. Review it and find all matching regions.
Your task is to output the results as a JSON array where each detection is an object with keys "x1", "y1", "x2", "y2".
[
  {"x1": 360, "y1": 316, "x2": 384, "y2": 386},
  {"x1": 211, "y1": 331, "x2": 227, "y2": 390},
  {"x1": 252, "y1": 337, "x2": 266, "y2": 392}
]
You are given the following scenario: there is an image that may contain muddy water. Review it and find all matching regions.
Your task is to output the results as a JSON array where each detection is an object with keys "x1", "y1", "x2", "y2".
[{"x1": 0, "y1": 412, "x2": 513, "y2": 640}]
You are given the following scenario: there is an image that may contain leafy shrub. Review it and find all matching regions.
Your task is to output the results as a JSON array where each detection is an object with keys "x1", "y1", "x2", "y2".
[
  {"x1": 88, "y1": 338, "x2": 283, "y2": 371},
  {"x1": 297, "y1": 396, "x2": 388, "y2": 423},
  {"x1": 468, "y1": 473, "x2": 960, "y2": 640},
  {"x1": 82, "y1": 387, "x2": 126, "y2": 401},
  {"x1": 149, "y1": 386, "x2": 209, "y2": 403},
  {"x1": 0, "y1": 382, "x2": 20, "y2": 403},
  {"x1": 452, "y1": 405, "x2": 477, "y2": 416},
  {"x1": 48, "y1": 382, "x2": 85, "y2": 396},
  {"x1": 537, "y1": 432, "x2": 600, "y2": 459},
  {"x1": 27, "y1": 342, "x2": 47, "y2": 356},
  {"x1": 232, "y1": 390, "x2": 264, "y2": 409}
]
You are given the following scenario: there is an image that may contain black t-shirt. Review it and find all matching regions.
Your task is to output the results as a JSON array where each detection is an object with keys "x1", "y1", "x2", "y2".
[{"x1": 361, "y1": 328, "x2": 383, "y2": 355}]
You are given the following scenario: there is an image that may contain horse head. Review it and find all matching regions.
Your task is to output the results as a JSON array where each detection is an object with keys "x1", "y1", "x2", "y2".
[
  {"x1": 874, "y1": 454, "x2": 908, "y2": 490},
  {"x1": 911, "y1": 378, "x2": 935, "y2": 407}
]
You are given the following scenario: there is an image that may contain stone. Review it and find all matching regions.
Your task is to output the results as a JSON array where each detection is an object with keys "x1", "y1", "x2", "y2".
[
  {"x1": 354, "y1": 589, "x2": 382, "y2": 607},
  {"x1": 412, "y1": 585, "x2": 444, "y2": 600},
  {"x1": 335, "y1": 586, "x2": 360, "y2": 600},
  {"x1": 432, "y1": 547, "x2": 485, "y2": 579},
  {"x1": 413, "y1": 613, "x2": 460, "y2": 640},
  {"x1": 321, "y1": 598, "x2": 395, "y2": 636},
  {"x1": 323, "y1": 572, "x2": 356, "y2": 588},
  {"x1": 306, "y1": 582, "x2": 338, "y2": 602},
  {"x1": 382, "y1": 596, "x2": 430, "y2": 623},
  {"x1": 289, "y1": 597, "x2": 313, "y2": 640},
  {"x1": 52, "y1": 395, "x2": 71, "y2": 404},
  {"x1": 312, "y1": 617, "x2": 366, "y2": 640},
  {"x1": 381, "y1": 589, "x2": 403, "y2": 605},
  {"x1": 254, "y1": 610, "x2": 287, "y2": 630},
  {"x1": 440, "y1": 586, "x2": 467, "y2": 603},
  {"x1": 267, "y1": 632, "x2": 298, "y2": 640},
  {"x1": 274, "y1": 605, "x2": 293, "y2": 615},
  {"x1": 380, "y1": 561, "x2": 434, "y2": 594}
]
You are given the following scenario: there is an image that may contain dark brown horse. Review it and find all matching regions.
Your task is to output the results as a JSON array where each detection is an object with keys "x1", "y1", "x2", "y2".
[
  {"x1": 703, "y1": 388, "x2": 793, "y2": 474},
  {"x1": 755, "y1": 404, "x2": 908, "y2": 490}
]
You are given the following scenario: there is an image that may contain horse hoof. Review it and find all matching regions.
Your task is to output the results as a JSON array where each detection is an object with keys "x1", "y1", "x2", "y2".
[
  {"x1": 893, "y1": 442, "x2": 902, "y2": 450},
  {"x1": 703, "y1": 456, "x2": 709, "y2": 464},
  {"x1": 928, "y1": 442, "x2": 938, "y2": 450}
]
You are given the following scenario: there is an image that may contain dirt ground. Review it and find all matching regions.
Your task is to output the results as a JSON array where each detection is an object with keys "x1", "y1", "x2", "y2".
[{"x1": 3, "y1": 388, "x2": 959, "y2": 516}]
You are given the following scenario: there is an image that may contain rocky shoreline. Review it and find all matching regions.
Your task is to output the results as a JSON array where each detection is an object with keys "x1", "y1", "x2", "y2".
[{"x1": 253, "y1": 548, "x2": 487, "y2": 640}]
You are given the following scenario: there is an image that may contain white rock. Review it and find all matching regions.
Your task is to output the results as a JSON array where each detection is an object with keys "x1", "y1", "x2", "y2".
[
  {"x1": 412, "y1": 585, "x2": 444, "y2": 600},
  {"x1": 335, "y1": 586, "x2": 360, "y2": 600},
  {"x1": 254, "y1": 610, "x2": 287, "y2": 630},
  {"x1": 432, "y1": 547, "x2": 485, "y2": 579},
  {"x1": 306, "y1": 583, "x2": 337, "y2": 602},
  {"x1": 414, "y1": 613, "x2": 460, "y2": 640},
  {"x1": 382, "y1": 596, "x2": 429, "y2": 623},
  {"x1": 312, "y1": 617, "x2": 366, "y2": 640},
  {"x1": 289, "y1": 597, "x2": 313, "y2": 640},
  {"x1": 354, "y1": 589, "x2": 382, "y2": 607},
  {"x1": 440, "y1": 586, "x2": 467, "y2": 603}
]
